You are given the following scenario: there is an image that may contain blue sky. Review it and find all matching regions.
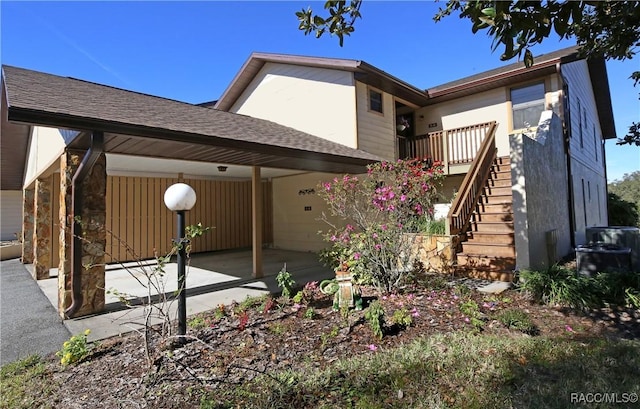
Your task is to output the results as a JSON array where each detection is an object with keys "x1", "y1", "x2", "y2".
[{"x1": 1, "y1": 1, "x2": 637, "y2": 181}]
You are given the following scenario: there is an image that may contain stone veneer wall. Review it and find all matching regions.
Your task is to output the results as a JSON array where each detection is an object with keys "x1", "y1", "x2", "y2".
[
  {"x1": 407, "y1": 234, "x2": 459, "y2": 275},
  {"x1": 21, "y1": 189, "x2": 34, "y2": 264},
  {"x1": 33, "y1": 178, "x2": 52, "y2": 279},
  {"x1": 58, "y1": 150, "x2": 107, "y2": 318}
]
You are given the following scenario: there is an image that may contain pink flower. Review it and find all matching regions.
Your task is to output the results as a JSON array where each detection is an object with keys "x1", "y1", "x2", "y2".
[
  {"x1": 464, "y1": 317, "x2": 470, "y2": 323},
  {"x1": 368, "y1": 344, "x2": 378, "y2": 351},
  {"x1": 411, "y1": 307, "x2": 419, "y2": 317},
  {"x1": 407, "y1": 294, "x2": 414, "y2": 300},
  {"x1": 400, "y1": 194, "x2": 407, "y2": 202},
  {"x1": 353, "y1": 252, "x2": 361, "y2": 260},
  {"x1": 382, "y1": 295, "x2": 388, "y2": 300},
  {"x1": 565, "y1": 325, "x2": 574, "y2": 332}
]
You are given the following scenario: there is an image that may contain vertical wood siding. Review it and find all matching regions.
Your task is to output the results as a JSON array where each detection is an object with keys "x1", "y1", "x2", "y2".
[{"x1": 104, "y1": 177, "x2": 272, "y2": 263}]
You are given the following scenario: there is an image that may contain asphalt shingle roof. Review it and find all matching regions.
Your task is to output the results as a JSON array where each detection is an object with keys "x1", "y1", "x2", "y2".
[{"x1": 2, "y1": 65, "x2": 382, "y2": 179}]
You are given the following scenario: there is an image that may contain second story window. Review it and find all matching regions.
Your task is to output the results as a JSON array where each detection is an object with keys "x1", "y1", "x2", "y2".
[
  {"x1": 511, "y1": 82, "x2": 545, "y2": 130},
  {"x1": 369, "y1": 88, "x2": 383, "y2": 114}
]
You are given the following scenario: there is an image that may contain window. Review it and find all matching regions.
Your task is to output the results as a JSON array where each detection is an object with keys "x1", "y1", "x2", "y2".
[
  {"x1": 511, "y1": 82, "x2": 545, "y2": 129},
  {"x1": 369, "y1": 89, "x2": 383, "y2": 113}
]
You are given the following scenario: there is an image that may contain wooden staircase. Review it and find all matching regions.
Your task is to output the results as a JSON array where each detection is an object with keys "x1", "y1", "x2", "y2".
[{"x1": 456, "y1": 156, "x2": 516, "y2": 281}]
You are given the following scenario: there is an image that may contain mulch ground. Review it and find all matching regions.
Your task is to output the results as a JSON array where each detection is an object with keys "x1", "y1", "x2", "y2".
[{"x1": 38, "y1": 277, "x2": 640, "y2": 408}]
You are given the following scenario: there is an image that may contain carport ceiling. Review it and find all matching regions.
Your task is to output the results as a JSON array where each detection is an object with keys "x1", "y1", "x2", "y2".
[{"x1": 2, "y1": 65, "x2": 382, "y2": 182}]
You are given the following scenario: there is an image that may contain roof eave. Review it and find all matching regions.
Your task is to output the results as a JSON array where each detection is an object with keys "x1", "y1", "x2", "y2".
[
  {"x1": 587, "y1": 58, "x2": 617, "y2": 139},
  {"x1": 6, "y1": 105, "x2": 379, "y2": 169}
]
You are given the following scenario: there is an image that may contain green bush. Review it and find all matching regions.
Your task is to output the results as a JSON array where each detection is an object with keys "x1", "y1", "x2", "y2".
[
  {"x1": 364, "y1": 300, "x2": 385, "y2": 339},
  {"x1": 496, "y1": 309, "x2": 538, "y2": 335},
  {"x1": 519, "y1": 265, "x2": 640, "y2": 309}
]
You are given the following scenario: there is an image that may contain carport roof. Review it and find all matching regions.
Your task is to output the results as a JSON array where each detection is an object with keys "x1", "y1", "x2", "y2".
[{"x1": 1, "y1": 65, "x2": 383, "y2": 189}]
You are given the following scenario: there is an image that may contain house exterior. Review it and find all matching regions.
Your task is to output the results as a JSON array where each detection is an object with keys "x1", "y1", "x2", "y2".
[
  {"x1": 0, "y1": 45, "x2": 615, "y2": 318},
  {"x1": 213, "y1": 46, "x2": 615, "y2": 275}
]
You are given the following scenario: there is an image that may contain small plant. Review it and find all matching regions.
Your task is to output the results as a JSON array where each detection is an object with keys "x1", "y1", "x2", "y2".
[
  {"x1": 213, "y1": 303, "x2": 227, "y2": 320},
  {"x1": 364, "y1": 300, "x2": 385, "y2": 339},
  {"x1": 276, "y1": 264, "x2": 296, "y2": 298},
  {"x1": 237, "y1": 311, "x2": 250, "y2": 332},
  {"x1": 261, "y1": 296, "x2": 276, "y2": 314},
  {"x1": 56, "y1": 329, "x2": 93, "y2": 367},
  {"x1": 391, "y1": 308, "x2": 413, "y2": 328},
  {"x1": 320, "y1": 326, "x2": 341, "y2": 349},
  {"x1": 188, "y1": 314, "x2": 210, "y2": 330},
  {"x1": 267, "y1": 322, "x2": 287, "y2": 336},
  {"x1": 303, "y1": 307, "x2": 317, "y2": 319},
  {"x1": 460, "y1": 300, "x2": 484, "y2": 331},
  {"x1": 497, "y1": 309, "x2": 539, "y2": 335}
]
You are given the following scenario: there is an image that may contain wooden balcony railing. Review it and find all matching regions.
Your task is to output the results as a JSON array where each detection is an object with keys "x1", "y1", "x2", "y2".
[
  {"x1": 446, "y1": 121, "x2": 498, "y2": 236},
  {"x1": 397, "y1": 121, "x2": 495, "y2": 167}
]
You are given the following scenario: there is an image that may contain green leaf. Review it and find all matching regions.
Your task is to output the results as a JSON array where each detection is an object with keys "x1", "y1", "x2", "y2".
[{"x1": 481, "y1": 7, "x2": 496, "y2": 18}]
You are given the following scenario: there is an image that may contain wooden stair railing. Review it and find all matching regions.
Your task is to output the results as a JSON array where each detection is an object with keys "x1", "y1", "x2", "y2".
[{"x1": 447, "y1": 121, "x2": 498, "y2": 236}]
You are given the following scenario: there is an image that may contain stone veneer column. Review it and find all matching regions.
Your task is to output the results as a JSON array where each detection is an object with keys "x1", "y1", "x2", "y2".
[
  {"x1": 58, "y1": 149, "x2": 107, "y2": 318},
  {"x1": 21, "y1": 189, "x2": 35, "y2": 264},
  {"x1": 32, "y1": 177, "x2": 52, "y2": 280}
]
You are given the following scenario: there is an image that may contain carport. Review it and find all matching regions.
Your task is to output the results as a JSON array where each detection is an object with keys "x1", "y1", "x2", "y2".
[{"x1": 1, "y1": 65, "x2": 381, "y2": 318}]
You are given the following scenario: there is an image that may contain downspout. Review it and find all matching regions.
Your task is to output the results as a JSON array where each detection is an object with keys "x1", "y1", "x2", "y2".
[
  {"x1": 556, "y1": 63, "x2": 576, "y2": 248},
  {"x1": 64, "y1": 131, "x2": 104, "y2": 318}
]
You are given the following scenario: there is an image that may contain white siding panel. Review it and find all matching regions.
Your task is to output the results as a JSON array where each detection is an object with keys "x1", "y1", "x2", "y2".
[
  {"x1": 355, "y1": 82, "x2": 396, "y2": 160},
  {"x1": 23, "y1": 126, "x2": 65, "y2": 187},
  {"x1": 1, "y1": 190, "x2": 22, "y2": 240},
  {"x1": 231, "y1": 63, "x2": 358, "y2": 148}
]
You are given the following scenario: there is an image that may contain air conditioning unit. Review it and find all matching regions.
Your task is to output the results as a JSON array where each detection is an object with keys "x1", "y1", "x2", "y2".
[{"x1": 586, "y1": 226, "x2": 639, "y2": 272}]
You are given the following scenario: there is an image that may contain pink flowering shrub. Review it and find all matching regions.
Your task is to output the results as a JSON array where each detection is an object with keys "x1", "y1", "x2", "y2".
[{"x1": 318, "y1": 158, "x2": 444, "y2": 293}]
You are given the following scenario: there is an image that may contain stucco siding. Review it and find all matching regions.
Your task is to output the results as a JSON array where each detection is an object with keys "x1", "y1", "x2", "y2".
[
  {"x1": 0, "y1": 190, "x2": 22, "y2": 240},
  {"x1": 23, "y1": 126, "x2": 66, "y2": 188},
  {"x1": 272, "y1": 172, "x2": 339, "y2": 253},
  {"x1": 561, "y1": 60, "x2": 608, "y2": 243},
  {"x1": 355, "y1": 82, "x2": 396, "y2": 160},
  {"x1": 510, "y1": 112, "x2": 572, "y2": 270},
  {"x1": 230, "y1": 62, "x2": 358, "y2": 148}
]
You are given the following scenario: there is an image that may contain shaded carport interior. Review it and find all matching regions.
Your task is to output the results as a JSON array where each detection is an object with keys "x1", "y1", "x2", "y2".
[{"x1": 1, "y1": 65, "x2": 382, "y2": 315}]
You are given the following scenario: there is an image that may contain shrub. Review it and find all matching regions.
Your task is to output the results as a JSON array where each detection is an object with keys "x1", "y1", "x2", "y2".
[
  {"x1": 364, "y1": 300, "x2": 385, "y2": 339},
  {"x1": 276, "y1": 264, "x2": 296, "y2": 299},
  {"x1": 496, "y1": 309, "x2": 538, "y2": 335},
  {"x1": 318, "y1": 159, "x2": 445, "y2": 293},
  {"x1": 391, "y1": 308, "x2": 413, "y2": 328},
  {"x1": 56, "y1": 329, "x2": 92, "y2": 367},
  {"x1": 520, "y1": 265, "x2": 640, "y2": 309}
]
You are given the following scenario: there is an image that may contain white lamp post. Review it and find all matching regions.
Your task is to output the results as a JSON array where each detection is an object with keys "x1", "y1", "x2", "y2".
[{"x1": 164, "y1": 183, "x2": 197, "y2": 338}]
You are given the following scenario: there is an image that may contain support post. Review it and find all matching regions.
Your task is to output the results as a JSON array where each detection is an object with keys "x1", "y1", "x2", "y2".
[
  {"x1": 33, "y1": 177, "x2": 52, "y2": 279},
  {"x1": 252, "y1": 166, "x2": 263, "y2": 278},
  {"x1": 21, "y1": 189, "x2": 35, "y2": 264}
]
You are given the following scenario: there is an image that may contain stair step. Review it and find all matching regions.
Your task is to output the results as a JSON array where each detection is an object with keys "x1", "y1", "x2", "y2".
[
  {"x1": 454, "y1": 267, "x2": 515, "y2": 282},
  {"x1": 487, "y1": 177, "x2": 511, "y2": 187},
  {"x1": 461, "y1": 242, "x2": 515, "y2": 257},
  {"x1": 472, "y1": 212, "x2": 514, "y2": 223},
  {"x1": 475, "y1": 203, "x2": 513, "y2": 213},
  {"x1": 466, "y1": 231, "x2": 514, "y2": 245},
  {"x1": 470, "y1": 221, "x2": 514, "y2": 233},
  {"x1": 456, "y1": 254, "x2": 516, "y2": 280},
  {"x1": 495, "y1": 156, "x2": 510, "y2": 165},
  {"x1": 483, "y1": 186, "x2": 512, "y2": 196},
  {"x1": 479, "y1": 194, "x2": 513, "y2": 205}
]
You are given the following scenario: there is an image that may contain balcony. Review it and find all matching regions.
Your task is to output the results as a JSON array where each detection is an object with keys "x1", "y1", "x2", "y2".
[{"x1": 397, "y1": 121, "x2": 495, "y2": 174}]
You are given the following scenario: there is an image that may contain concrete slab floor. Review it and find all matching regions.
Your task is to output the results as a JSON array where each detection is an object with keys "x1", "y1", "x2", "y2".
[{"x1": 36, "y1": 249, "x2": 333, "y2": 342}]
